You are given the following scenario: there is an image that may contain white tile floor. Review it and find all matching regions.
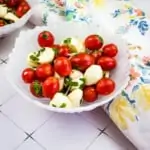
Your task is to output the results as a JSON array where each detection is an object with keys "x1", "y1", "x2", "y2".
[{"x1": 0, "y1": 24, "x2": 137, "y2": 150}]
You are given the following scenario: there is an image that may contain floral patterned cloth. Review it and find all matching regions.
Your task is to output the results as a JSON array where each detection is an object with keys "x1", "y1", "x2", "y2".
[{"x1": 39, "y1": 0, "x2": 150, "y2": 149}]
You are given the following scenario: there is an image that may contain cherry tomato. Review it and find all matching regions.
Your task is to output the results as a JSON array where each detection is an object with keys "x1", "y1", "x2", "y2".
[
  {"x1": 6, "y1": 0, "x2": 20, "y2": 7},
  {"x1": 102, "y1": 44, "x2": 118, "y2": 57},
  {"x1": 16, "y1": 1, "x2": 30, "y2": 18},
  {"x1": 91, "y1": 51, "x2": 102, "y2": 63},
  {"x1": 54, "y1": 57, "x2": 72, "y2": 77},
  {"x1": 30, "y1": 81, "x2": 43, "y2": 97},
  {"x1": 22, "y1": 68, "x2": 35, "y2": 84},
  {"x1": 42, "y1": 77, "x2": 59, "y2": 98},
  {"x1": 38, "y1": 31, "x2": 54, "y2": 48},
  {"x1": 96, "y1": 78, "x2": 115, "y2": 95},
  {"x1": 0, "y1": 0, "x2": 5, "y2": 4},
  {"x1": 97, "y1": 56, "x2": 117, "y2": 71},
  {"x1": 85, "y1": 35, "x2": 103, "y2": 50},
  {"x1": 0, "y1": 20, "x2": 5, "y2": 27},
  {"x1": 70, "y1": 53, "x2": 95, "y2": 71},
  {"x1": 83, "y1": 86, "x2": 98, "y2": 102},
  {"x1": 36, "y1": 63, "x2": 54, "y2": 81},
  {"x1": 58, "y1": 45, "x2": 70, "y2": 57}
]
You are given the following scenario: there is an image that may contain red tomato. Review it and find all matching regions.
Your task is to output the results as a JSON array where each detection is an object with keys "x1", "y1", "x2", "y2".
[
  {"x1": 30, "y1": 81, "x2": 43, "y2": 97},
  {"x1": 83, "y1": 86, "x2": 98, "y2": 102},
  {"x1": 96, "y1": 78, "x2": 115, "y2": 95},
  {"x1": 22, "y1": 68, "x2": 35, "y2": 83},
  {"x1": 42, "y1": 77, "x2": 59, "y2": 98},
  {"x1": 85, "y1": 35, "x2": 103, "y2": 50},
  {"x1": 54, "y1": 57, "x2": 72, "y2": 77},
  {"x1": 16, "y1": 1, "x2": 30, "y2": 17},
  {"x1": 0, "y1": 20, "x2": 5, "y2": 27},
  {"x1": 70, "y1": 53, "x2": 95, "y2": 71},
  {"x1": 38, "y1": 31, "x2": 54, "y2": 48},
  {"x1": 36, "y1": 63, "x2": 54, "y2": 81},
  {"x1": 91, "y1": 51, "x2": 102, "y2": 63},
  {"x1": 58, "y1": 45, "x2": 70, "y2": 57},
  {"x1": 97, "y1": 56, "x2": 117, "y2": 71},
  {"x1": 6, "y1": 0, "x2": 20, "y2": 7},
  {"x1": 102, "y1": 44, "x2": 118, "y2": 57},
  {"x1": 0, "y1": 0, "x2": 5, "y2": 4}
]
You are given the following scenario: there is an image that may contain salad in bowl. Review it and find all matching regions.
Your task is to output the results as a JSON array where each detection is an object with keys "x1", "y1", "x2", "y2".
[
  {"x1": 0, "y1": 0, "x2": 34, "y2": 37},
  {"x1": 6, "y1": 22, "x2": 130, "y2": 113}
]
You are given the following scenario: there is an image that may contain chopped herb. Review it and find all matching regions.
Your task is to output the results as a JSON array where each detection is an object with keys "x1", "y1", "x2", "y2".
[
  {"x1": 60, "y1": 103, "x2": 66, "y2": 108},
  {"x1": 30, "y1": 55, "x2": 39, "y2": 62},
  {"x1": 52, "y1": 104, "x2": 57, "y2": 107},
  {"x1": 80, "y1": 99, "x2": 83, "y2": 105},
  {"x1": 63, "y1": 38, "x2": 71, "y2": 44},
  {"x1": 33, "y1": 81, "x2": 42, "y2": 96},
  {"x1": 65, "y1": 77, "x2": 78, "y2": 87},
  {"x1": 79, "y1": 78, "x2": 86, "y2": 89}
]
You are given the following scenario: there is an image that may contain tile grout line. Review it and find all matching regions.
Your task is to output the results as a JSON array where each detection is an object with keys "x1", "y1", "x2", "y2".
[{"x1": 85, "y1": 125, "x2": 109, "y2": 150}]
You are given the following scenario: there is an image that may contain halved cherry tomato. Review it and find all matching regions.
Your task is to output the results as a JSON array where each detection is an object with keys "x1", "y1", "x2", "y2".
[
  {"x1": 102, "y1": 44, "x2": 118, "y2": 57},
  {"x1": 70, "y1": 53, "x2": 95, "y2": 71},
  {"x1": 0, "y1": 20, "x2": 5, "y2": 27},
  {"x1": 58, "y1": 45, "x2": 70, "y2": 57},
  {"x1": 42, "y1": 77, "x2": 59, "y2": 98},
  {"x1": 22, "y1": 68, "x2": 35, "y2": 83},
  {"x1": 96, "y1": 78, "x2": 115, "y2": 95},
  {"x1": 38, "y1": 31, "x2": 54, "y2": 48},
  {"x1": 54, "y1": 57, "x2": 72, "y2": 77},
  {"x1": 30, "y1": 81, "x2": 43, "y2": 97},
  {"x1": 16, "y1": 1, "x2": 30, "y2": 18},
  {"x1": 85, "y1": 34, "x2": 103, "y2": 50},
  {"x1": 83, "y1": 86, "x2": 98, "y2": 102},
  {"x1": 97, "y1": 56, "x2": 117, "y2": 71},
  {"x1": 36, "y1": 63, "x2": 54, "y2": 81}
]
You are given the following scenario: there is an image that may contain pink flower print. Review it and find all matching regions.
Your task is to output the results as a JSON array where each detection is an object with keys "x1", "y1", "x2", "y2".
[
  {"x1": 54, "y1": 0, "x2": 64, "y2": 7},
  {"x1": 135, "y1": 9, "x2": 144, "y2": 17},
  {"x1": 130, "y1": 67, "x2": 140, "y2": 80},
  {"x1": 142, "y1": 56, "x2": 150, "y2": 66},
  {"x1": 74, "y1": 2, "x2": 84, "y2": 9}
]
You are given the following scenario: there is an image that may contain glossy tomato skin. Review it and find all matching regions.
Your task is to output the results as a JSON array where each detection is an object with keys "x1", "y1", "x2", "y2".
[
  {"x1": 97, "y1": 56, "x2": 117, "y2": 71},
  {"x1": 22, "y1": 68, "x2": 35, "y2": 84},
  {"x1": 36, "y1": 63, "x2": 54, "y2": 81},
  {"x1": 85, "y1": 35, "x2": 103, "y2": 50},
  {"x1": 42, "y1": 77, "x2": 59, "y2": 98},
  {"x1": 54, "y1": 57, "x2": 72, "y2": 77},
  {"x1": 6, "y1": 0, "x2": 20, "y2": 7},
  {"x1": 83, "y1": 86, "x2": 98, "y2": 102},
  {"x1": 96, "y1": 78, "x2": 115, "y2": 95},
  {"x1": 16, "y1": 1, "x2": 30, "y2": 17},
  {"x1": 58, "y1": 45, "x2": 70, "y2": 57},
  {"x1": 102, "y1": 44, "x2": 118, "y2": 57},
  {"x1": 38, "y1": 31, "x2": 54, "y2": 47},
  {"x1": 71, "y1": 53, "x2": 95, "y2": 71},
  {"x1": 30, "y1": 81, "x2": 43, "y2": 97}
]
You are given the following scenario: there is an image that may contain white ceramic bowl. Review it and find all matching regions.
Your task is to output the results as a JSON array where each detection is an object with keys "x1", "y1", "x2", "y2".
[
  {"x1": 0, "y1": 0, "x2": 36, "y2": 38},
  {"x1": 5, "y1": 22, "x2": 130, "y2": 113}
]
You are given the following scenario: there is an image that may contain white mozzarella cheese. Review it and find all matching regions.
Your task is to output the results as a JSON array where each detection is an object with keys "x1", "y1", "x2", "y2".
[
  {"x1": 49, "y1": 93, "x2": 73, "y2": 108},
  {"x1": 68, "y1": 89, "x2": 83, "y2": 107},
  {"x1": 84, "y1": 65, "x2": 103, "y2": 85},
  {"x1": 0, "y1": 5, "x2": 7, "y2": 18}
]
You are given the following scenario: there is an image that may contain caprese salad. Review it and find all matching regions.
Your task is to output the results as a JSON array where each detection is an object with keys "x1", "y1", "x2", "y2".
[
  {"x1": 21, "y1": 30, "x2": 118, "y2": 109},
  {"x1": 0, "y1": 0, "x2": 30, "y2": 27}
]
